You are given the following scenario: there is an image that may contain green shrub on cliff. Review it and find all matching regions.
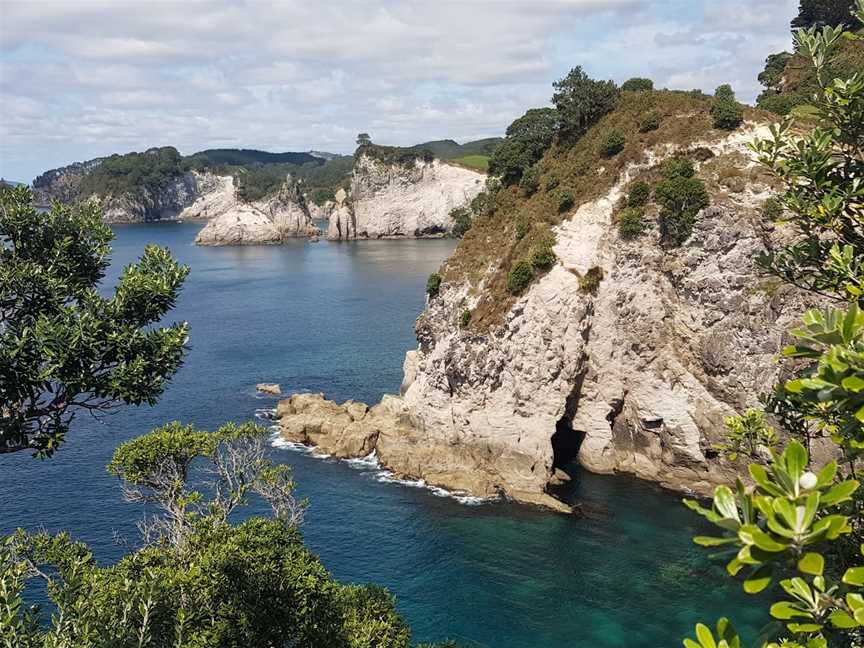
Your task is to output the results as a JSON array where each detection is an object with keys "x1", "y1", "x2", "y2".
[
  {"x1": 0, "y1": 186, "x2": 189, "y2": 456},
  {"x1": 599, "y1": 129, "x2": 625, "y2": 157},
  {"x1": 519, "y1": 165, "x2": 540, "y2": 196},
  {"x1": 638, "y1": 110, "x2": 661, "y2": 132},
  {"x1": 426, "y1": 272, "x2": 442, "y2": 297},
  {"x1": 616, "y1": 207, "x2": 645, "y2": 238},
  {"x1": 530, "y1": 230, "x2": 557, "y2": 269},
  {"x1": 622, "y1": 77, "x2": 654, "y2": 92},
  {"x1": 656, "y1": 159, "x2": 710, "y2": 246},
  {"x1": 627, "y1": 181, "x2": 651, "y2": 207},
  {"x1": 507, "y1": 260, "x2": 534, "y2": 294},
  {"x1": 552, "y1": 66, "x2": 619, "y2": 140},
  {"x1": 450, "y1": 207, "x2": 472, "y2": 238},
  {"x1": 553, "y1": 188, "x2": 575, "y2": 213},
  {"x1": 579, "y1": 266, "x2": 604, "y2": 294},
  {"x1": 711, "y1": 84, "x2": 744, "y2": 130}
]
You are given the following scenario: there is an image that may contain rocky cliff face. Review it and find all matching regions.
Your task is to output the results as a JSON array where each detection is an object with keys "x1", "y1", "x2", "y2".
[
  {"x1": 98, "y1": 173, "x2": 202, "y2": 223},
  {"x1": 400, "y1": 125, "x2": 812, "y2": 500},
  {"x1": 278, "y1": 123, "x2": 817, "y2": 510},
  {"x1": 326, "y1": 155, "x2": 485, "y2": 240},
  {"x1": 33, "y1": 158, "x2": 105, "y2": 205},
  {"x1": 194, "y1": 179, "x2": 318, "y2": 246}
]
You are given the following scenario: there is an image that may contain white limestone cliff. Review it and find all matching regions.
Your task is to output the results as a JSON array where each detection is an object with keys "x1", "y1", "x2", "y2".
[
  {"x1": 327, "y1": 155, "x2": 485, "y2": 240},
  {"x1": 194, "y1": 178, "x2": 318, "y2": 246}
]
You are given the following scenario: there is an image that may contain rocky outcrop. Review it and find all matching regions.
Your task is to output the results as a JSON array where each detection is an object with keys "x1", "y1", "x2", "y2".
[
  {"x1": 194, "y1": 205, "x2": 283, "y2": 245},
  {"x1": 179, "y1": 174, "x2": 237, "y2": 220},
  {"x1": 276, "y1": 392, "x2": 573, "y2": 512},
  {"x1": 31, "y1": 156, "x2": 320, "y2": 237},
  {"x1": 194, "y1": 178, "x2": 319, "y2": 246},
  {"x1": 326, "y1": 189, "x2": 355, "y2": 240},
  {"x1": 392, "y1": 125, "x2": 816, "y2": 506},
  {"x1": 326, "y1": 156, "x2": 485, "y2": 240}
]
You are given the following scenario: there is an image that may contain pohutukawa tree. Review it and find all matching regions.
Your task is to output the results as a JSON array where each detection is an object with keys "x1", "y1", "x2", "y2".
[
  {"x1": 682, "y1": 4, "x2": 864, "y2": 647},
  {"x1": 0, "y1": 186, "x2": 189, "y2": 456}
]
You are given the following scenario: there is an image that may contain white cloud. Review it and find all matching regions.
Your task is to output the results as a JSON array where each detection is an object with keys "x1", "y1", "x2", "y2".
[{"x1": 0, "y1": 0, "x2": 797, "y2": 181}]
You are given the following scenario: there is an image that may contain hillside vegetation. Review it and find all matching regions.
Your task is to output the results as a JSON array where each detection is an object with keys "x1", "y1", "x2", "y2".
[
  {"x1": 33, "y1": 146, "x2": 355, "y2": 206},
  {"x1": 357, "y1": 137, "x2": 502, "y2": 173},
  {"x1": 440, "y1": 85, "x2": 772, "y2": 330}
]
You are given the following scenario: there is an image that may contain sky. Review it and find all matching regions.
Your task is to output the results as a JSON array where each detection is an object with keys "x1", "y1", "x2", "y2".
[{"x1": 0, "y1": 0, "x2": 799, "y2": 183}]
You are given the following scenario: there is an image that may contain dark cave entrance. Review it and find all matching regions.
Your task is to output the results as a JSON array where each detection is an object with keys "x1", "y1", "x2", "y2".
[{"x1": 551, "y1": 416, "x2": 584, "y2": 471}]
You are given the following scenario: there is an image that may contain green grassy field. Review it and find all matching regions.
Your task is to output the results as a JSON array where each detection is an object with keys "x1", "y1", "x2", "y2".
[{"x1": 450, "y1": 155, "x2": 490, "y2": 172}]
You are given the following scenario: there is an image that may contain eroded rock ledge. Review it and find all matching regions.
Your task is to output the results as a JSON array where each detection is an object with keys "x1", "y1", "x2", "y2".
[{"x1": 276, "y1": 392, "x2": 574, "y2": 513}]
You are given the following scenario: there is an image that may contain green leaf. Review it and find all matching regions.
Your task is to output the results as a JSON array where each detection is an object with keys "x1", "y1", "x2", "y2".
[
  {"x1": 797, "y1": 553, "x2": 824, "y2": 576},
  {"x1": 814, "y1": 462, "x2": 837, "y2": 487},
  {"x1": 683, "y1": 640, "x2": 701, "y2": 648},
  {"x1": 842, "y1": 375, "x2": 864, "y2": 393},
  {"x1": 695, "y1": 623, "x2": 717, "y2": 648},
  {"x1": 739, "y1": 524, "x2": 788, "y2": 552},
  {"x1": 829, "y1": 610, "x2": 858, "y2": 629},
  {"x1": 822, "y1": 479, "x2": 859, "y2": 505},
  {"x1": 694, "y1": 536, "x2": 736, "y2": 547},
  {"x1": 771, "y1": 601, "x2": 810, "y2": 620},
  {"x1": 744, "y1": 564, "x2": 774, "y2": 593},
  {"x1": 783, "y1": 441, "x2": 807, "y2": 482},
  {"x1": 787, "y1": 622, "x2": 822, "y2": 633},
  {"x1": 713, "y1": 485, "x2": 740, "y2": 522},
  {"x1": 843, "y1": 566, "x2": 864, "y2": 586}
]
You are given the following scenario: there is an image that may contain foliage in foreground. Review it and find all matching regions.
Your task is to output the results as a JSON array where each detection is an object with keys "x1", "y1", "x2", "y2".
[
  {"x1": 683, "y1": 7, "x2": 864, "y2": 647},
  {"x1": 0, "y1": 186, "x2": 189, "y2": 456},
  {"x1": 0, "y1": 422, "x2": 444, "y2": 647}
]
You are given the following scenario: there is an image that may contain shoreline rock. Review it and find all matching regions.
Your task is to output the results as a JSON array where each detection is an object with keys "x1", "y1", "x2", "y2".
[
  {"x1": 194, "y1": 177, "x2": 319, "y2": 246},
  {"x1": 256, "y1": 383, "x2": 282, "y2": 395},
  {"x1": 275, "y1": 392, "x2": 575, "y2": 513}
]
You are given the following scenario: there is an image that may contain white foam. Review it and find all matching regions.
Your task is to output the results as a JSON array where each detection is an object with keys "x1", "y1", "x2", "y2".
[
  {"x1": 270, "y1": 433, "x2": 495, "y2": 506},
  {"x1": 344, "y1": 451, "x2": 380, "y2": 469},
  {"x1": 255, "y1": 407, "x2": 277, "y2": 421}
]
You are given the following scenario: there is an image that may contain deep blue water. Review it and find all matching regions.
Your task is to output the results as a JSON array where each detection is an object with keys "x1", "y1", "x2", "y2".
[{"x1": 0, "y1": 222, "x2": 769, "y2": 647}]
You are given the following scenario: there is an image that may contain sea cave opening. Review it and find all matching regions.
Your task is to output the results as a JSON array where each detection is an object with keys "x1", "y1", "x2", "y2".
[
  {"x1": 551, "y1": 415, "x2": 584, "y2": 472},
  {"x1": 547, "y1": 415, "x2": 585, "y2": 503}
]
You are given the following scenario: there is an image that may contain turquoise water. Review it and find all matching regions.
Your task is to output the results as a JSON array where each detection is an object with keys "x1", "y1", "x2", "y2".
[{"x1": 0, "y1": 222, "x2": 769, "y2": 646}]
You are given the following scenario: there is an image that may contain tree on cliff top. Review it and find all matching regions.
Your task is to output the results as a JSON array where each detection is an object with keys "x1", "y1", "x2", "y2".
[
  {"x1": 0, "y1": 186, "x2": 189, "y2": 456},
  {"x1": 356, "y1": 132, "x2": 372, "y2": 147},
  {"x1": 488, "y1": 107, "x2": 558, "y2": 185},
  {"x1": 551, "y1": 66, "x2": 619, "y2": 141},
  {"x1": 792, "y1": 0, "x2": 858, "y2": 29}
]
